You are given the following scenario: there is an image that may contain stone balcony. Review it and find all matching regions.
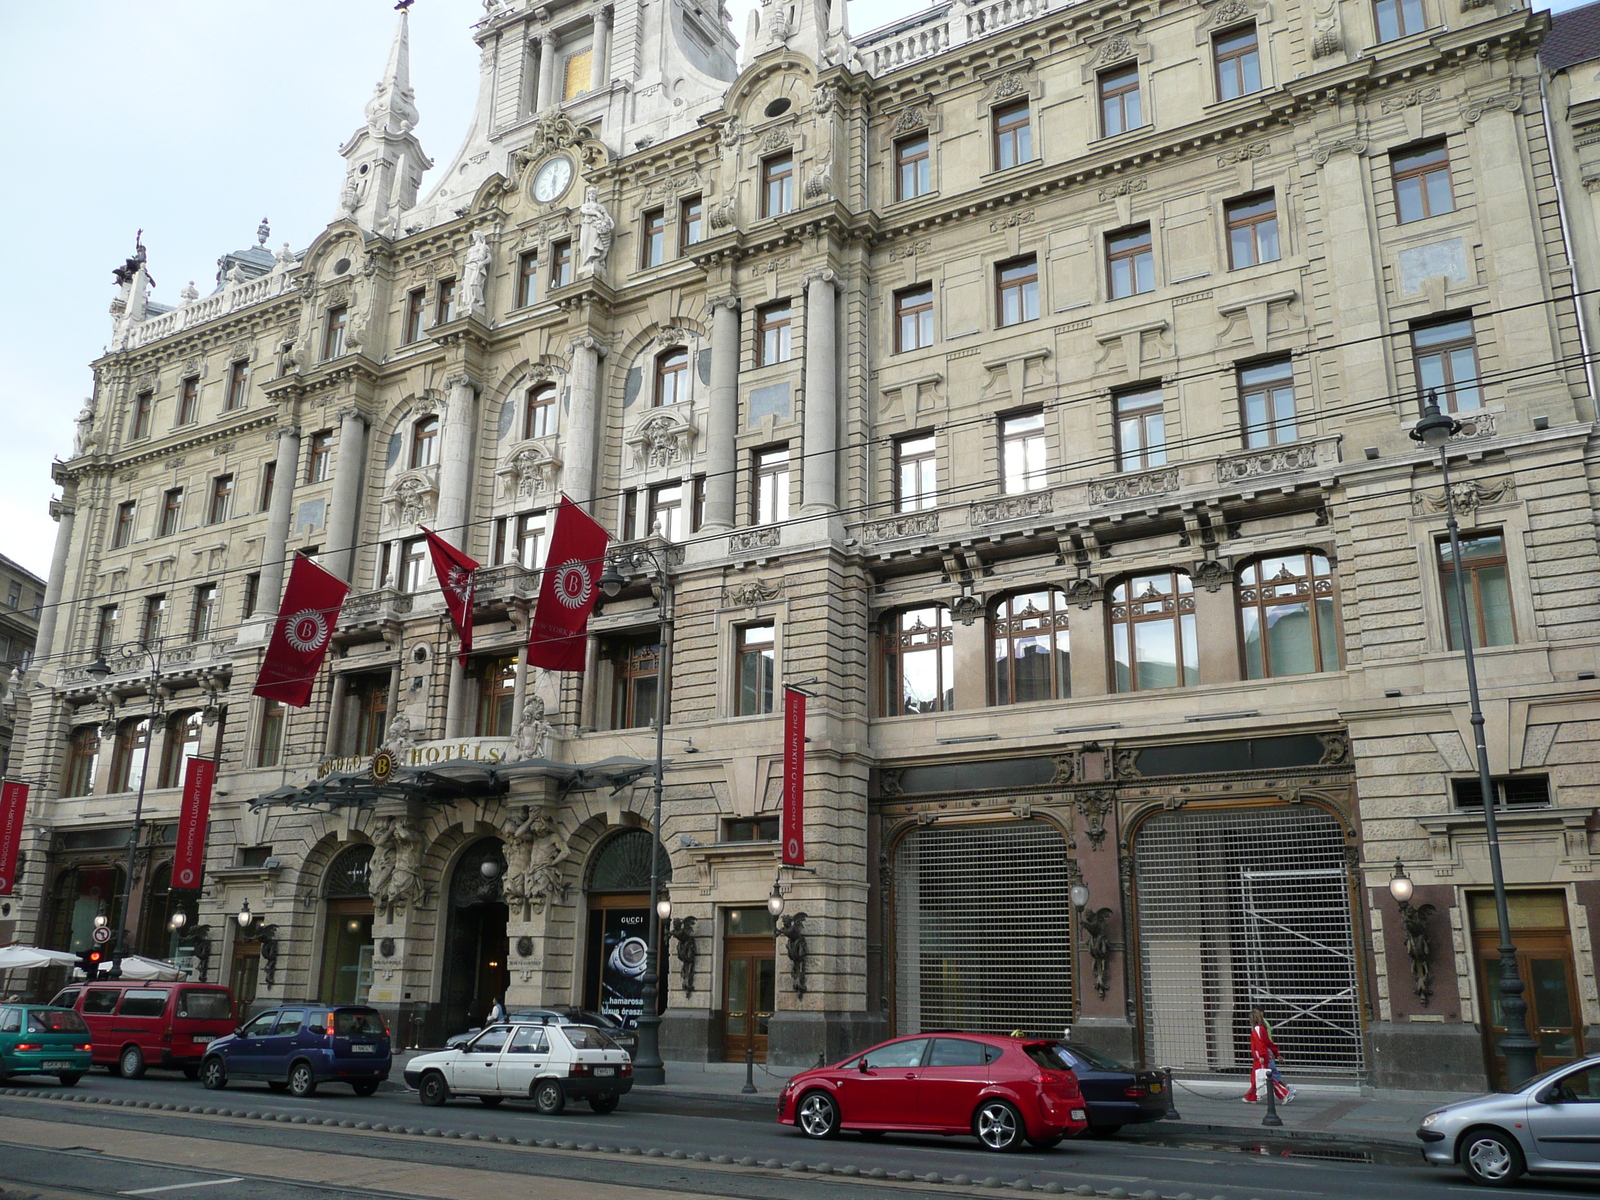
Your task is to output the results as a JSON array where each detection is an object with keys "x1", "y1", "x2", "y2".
[
  {"x1": 339, "y1": 587, "x2": 414, "y2": 637},
  {"x1": 120, "y1": 269, "x2": 298, "y2": 351},
  {"x1": 856, "y1": 0, "x2": 1057, "y2": 75},
  {"x1": 59, "y1": 636, "x2": 235, "y2": 697}
]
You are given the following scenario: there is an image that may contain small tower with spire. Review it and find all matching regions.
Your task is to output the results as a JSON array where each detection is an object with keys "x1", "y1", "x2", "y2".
[{"x1": 336, "y1": 8, "x2": 431, "y2": 234}]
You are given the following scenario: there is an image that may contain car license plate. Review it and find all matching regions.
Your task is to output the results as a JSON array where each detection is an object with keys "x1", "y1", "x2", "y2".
[
  {"x1": 192, "y1": 1036, "x2": 214, "y2": 1045},
  {"x1": 594, "y1": 1066, "x2": 615, "y2": 1077},
  {"x1": 351, "y1": 1044, "x2": 376, "y2": 1054},
  {"x1": 42, "y1": 1061, "x2": 70, "y2": 1070},
  {"x1": 1150, "y1": 1081, "x2": 1162, "y2": 1092},
  {"x1": 1071, "y1": 1109, "x2": 1087, "y2": 1122}
]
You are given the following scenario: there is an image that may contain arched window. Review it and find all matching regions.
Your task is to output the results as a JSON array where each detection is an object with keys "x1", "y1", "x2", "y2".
[
  {"x1": 1110, "y1": 570, "x2": 1196, "y2": 692},
  {"x1": 61, "y1": 725, "x2": 99, "y2": 797},
  {"x1": 654, "y1": 347, "x2": 688, "y2": 407},
  {"x1": 158, "y1": 710, "x2": 205, "y2": 788},
  {"x1": 524, "y1": 382, "x2": 557, "y2": 440},
  {"x1": 991, "y1": 589, "x2": 1071, "y2": 705},
  {"x1": 410, "y1": 416, "x2": 439, "y2": 468},
  {"x1": 587, "y1": 829, "x2": 673, "y2": 892},
  {"x1": 139, "y1": 861, "x2": 196, "y2": 960},
  {"x1": 1238, "y1": 551, "x2": 1339, "y2": 678},
  {"x1": 109, "y1": 717, "x2": 152, "y2": 792},
  {"x1": 882, "y1": 605, "x2": 954, "y2": 716}
]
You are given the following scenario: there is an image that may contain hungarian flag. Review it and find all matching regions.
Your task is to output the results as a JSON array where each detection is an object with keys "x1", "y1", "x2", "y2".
[
  {"x1": 253, "y1": 552, "x2": 349, "y2": 707},
  {"x1": 528, "y1": 495, "x2": 610, "y2": 671},
  {"x1": 0, "y1": 781, "x2": 26, "y2": 896},
  {"x1": 423, "y1": 527, "x2": 478, "y2": 667}
]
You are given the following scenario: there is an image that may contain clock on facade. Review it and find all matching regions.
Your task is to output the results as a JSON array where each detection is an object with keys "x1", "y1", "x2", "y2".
[{"x1": 532, "y1": 156, "x2": 573, "y2": 203}]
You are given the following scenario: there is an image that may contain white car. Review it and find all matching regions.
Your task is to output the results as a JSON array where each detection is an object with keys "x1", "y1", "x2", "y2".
[{"x1": 404, "y1": 1022, "x2": 633, "y2": 1114}]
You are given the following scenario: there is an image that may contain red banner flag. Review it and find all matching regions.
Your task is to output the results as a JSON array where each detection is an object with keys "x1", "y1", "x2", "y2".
[
  {"x1": 0, "y1": 781, "x2": 27, "y2": 896},
  {"x1": 253, "y1": 553, "x2": 350, "y2": 707},
  {"x1": 172, "y1": 758, "x2": 215, "y2": 891},
  {"x1": 782, "y1": 687, "x2": 806, "y2": 867},
  {"x1": 527, "y1": 495, "x2": 610, "y2": 672},
  {"x1": 422, "y1": 527, "x2": 478, "y2": 667}
]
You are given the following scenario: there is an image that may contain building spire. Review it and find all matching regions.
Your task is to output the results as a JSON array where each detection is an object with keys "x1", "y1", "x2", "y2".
[
  {"x1": 365, "y1": 8, "x2": 420, "y2": 138},
  {"x1": 335, "y1": 10, "x2": 432, "y2": 234}
]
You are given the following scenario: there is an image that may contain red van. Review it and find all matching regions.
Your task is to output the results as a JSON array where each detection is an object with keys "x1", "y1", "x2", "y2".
[{"x1": 48, "y1": 981, "x2": 236, "y2": 1079}]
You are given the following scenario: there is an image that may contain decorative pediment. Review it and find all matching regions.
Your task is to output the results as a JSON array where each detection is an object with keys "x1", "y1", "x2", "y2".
[
  {"x1": 383, "y1": 467, "x2": 439, "y2": 529},
  {"x1": 628, "y1": 411, "x2": 697, "y2": 471},
  {"x1": 510, "y1": 113, "x2": 607, "y2": 174},
  {"x1": 498, "y1": 441, "x2": 562, "y2": 500}
]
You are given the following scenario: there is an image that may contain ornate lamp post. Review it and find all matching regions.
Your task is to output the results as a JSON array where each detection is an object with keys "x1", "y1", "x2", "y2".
[{"x1": 1410, "y1": 392, "x2": 1539, "y2": 1087}]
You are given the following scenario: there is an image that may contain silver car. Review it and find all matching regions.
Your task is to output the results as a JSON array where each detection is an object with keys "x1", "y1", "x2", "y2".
[{"x1": 1419, "y1": 1055, "x2": 1600, "y2": 1185}]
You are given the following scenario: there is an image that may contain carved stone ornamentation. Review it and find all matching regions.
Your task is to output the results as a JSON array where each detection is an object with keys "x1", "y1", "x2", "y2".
[
  {"x1": 992, "y1": 73, "x2": 1027, "y2": 99},
  {"x1": 862, "y1": 513, "x2": 939, "y2": 543},
  {"x1": 1398, "y1": 900, "x2": 1438, "y2": 1005},
  {"x1": 1415, "y1": 478, "x2": 1515, "y2": 514},
  {"x1": 1380, "y1": 85, "x2": 1441, "y2": 115},
  {"x1": 1312, "y1": 137, "x2": 1368, "y2": 167},
  {"x1": 970, "y1": 493, "x2": 1053, "y2": 525},
  {"x1": 369, "y1": 816, "x2": 426, "y2": 921},
  {"x1": 1077, "y1": 790, "x2": 1114, "y2": 850},
  {"x1": 1081, "y1": 906, "x2": 1115, "y2": 999},
  {"x1": 1088, "y1": 469, "x2": 1179, "y2": 504},
  {"x1": 383, "y1": 471, "x2": 439, "y2": 527},
  {"x1": 501, "y1": 806, "x2": 572, "y2": 919},
  {"x1": 722, "y1": 580, "x2": 782, "y2": 607},
  {"x1": 1311, "y1": 0, "x2": 1343, "y2": 57},
  {"x1": 1217, "y1": 142, "x2": 1271, "y2": 168},
  {"x1": 628, "y1": 412, "x2": 695, "y2": 470},
  {"x1": 1094, "y1": 35, "x2": 1133, "y2": 65},
  {"x1": 498, "y1": 441, "x2": 561, "y2": 502},
  {"x1": 729, "y1": 527, "x2": 781, "y2": 554},
  {"x1": 1317, "y1": 731, "x2": 1353, "y2": 768},
  {"x1": 893, "y1": 106, "x2": 930, "y2": 133},
  {"x1": 1218, "y1": 443, "x2": 1318, "y2": 483},
  {"x1": 708, "y1": 196, "x2": 737, "y2": 230},
  {"x1": 951, "y1": 593, "x2": 983, "y2": 626},
  {"x1": 759, "y1": 126, "x2": 794, "y2": 153},
  {"x1": 1113, "y1": 748, "x2": 1143, "y2": 779},
  {"x1": 1098, "y1": 178, "x2": 1147, "y2": 202},
  {"x1": 1193, "y1": 559, "x2": 1231, "y2": 593},
  {"x1": 510, "y1": 112, "x2": 605, "y2": 171},
  {"x1": 669, "y1": 916, "x2": 699, "y2": 996},
  {"x1": 777, "y1": 911, "x2": 810, "y2": 995},
  {"x1": 1064, "y1": 578, "x2": 1101, "y2": 610}
]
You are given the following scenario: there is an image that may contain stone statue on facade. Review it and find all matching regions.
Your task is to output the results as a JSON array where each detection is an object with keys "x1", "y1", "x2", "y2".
[
  {"x1": 502, "y1": 807, "x2": 569, "y2": 918},
  {"x1": 578, "y1": 187, "x2": 615, "y2": 276},
  {"x1": 384, "y1": 713, "x2": 419, "y2": 753},
  {"x1": 461, "y1": 231, "x2": 492, "y2": 316},
  {"x1": 510, "y1": 694, "x2": 552, "y2": 761},
  {"x1": 72, "y1": 397, "x2": 97, "y2": 458},
  {"x1": 369, "y1": 816, "x2": 425, "y2": 920}
]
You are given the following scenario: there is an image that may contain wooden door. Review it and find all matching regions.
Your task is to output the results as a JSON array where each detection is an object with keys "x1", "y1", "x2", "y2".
[
  {"x1": 1470, "y1": 890, "x2": 1583, "y2": 1088},
  {"x1": 723, "y1": 936, "x2": 775, "y2": 1063},
  {"x1": 229, "y1": 941, "x2": 260, "y2": 1011}
]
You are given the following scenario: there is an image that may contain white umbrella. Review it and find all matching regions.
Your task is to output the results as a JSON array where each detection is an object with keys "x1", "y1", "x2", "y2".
[
  {"x1": 114, "y1": 955, "x2": 185, "y2": 981},
  {"x1": 0, "y1": 945, "x2": 79, "y2": 970}
]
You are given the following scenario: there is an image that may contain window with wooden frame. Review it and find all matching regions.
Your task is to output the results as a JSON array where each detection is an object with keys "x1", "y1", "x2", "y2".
[
  {"x1": 158, "y1": 488, "x2": 183, "y2": 537},
  {"x1": 882, "y1": 605, "x2": 954, "y2": 716},
  {"x1": 654, "y1": 346, "x2": 689, "y2": 406},
  {"x1": 607, "y1": 635, "x2": 662, "y2": 730},
  {"x1": 895, "y1": 433, "x2": 938, "y2": 512},
  {"x1": 1001, "y1": 409, "x2": 1047, "y2": 494},
  {"x1": 1391, "y1": 140, "x2": 1454, "y2": 223},
  {"x1": 1110, "y1": 570, "x2": 1197, "y2": 691},
  {"x1": 1107, "y1": 225, "x2": 1154, "y2": 299},
  {"x1": 436, "y1": 277, "x2": 457, "y2": 324},
  {"x1": 736, "y1": 623, "x2": 776, "y2": 716},
  {"x1": 243, "y1": 572, "x2": 260, "y2": 618},
  {"x1": 753, "y1": 445, "x2": 790, "y2": 525},
  {"x1": 550, "y1": 240, "x2": 573, "y2": 288},
  {"x1": 113, "y1": 501, "x2": 136, "y2": 549},
  {"x1": 1238, "y1": 551, "x2": 1339, "y2": 679},
  {"x1": 896, "y1": 134, "x2": 931, "y2": 201},
  {"x1": 192, "y1": 583, "x2": 218, "y2": 637},
  {"x1": 404, "y1": 287, "x2": 427, "y2": 341},
  {"x1": 322, "y1": 306, "x2": 349, "y2": 361},
  {"x1": 141, "y1": 594, "x2": 167, "y2": 645},
  {"x1": 258, "y1": 461, "x2": 276, "y2": 512},
  {"x1": 756, "y1": 302, "x2": 793, "y2": 366},
  {"x1": 177, "y1": 376, "x2": 199, "y2": 426},
  {"x1": 1239, "y1": 358, "x2": 1297, "y2": 447},
  {"x1": 515, "y1": 253, "x2": 538, "y2": 310},
  {"x1": 1412, "y1": 316, "x2": 1482, "y2": 413},
  {"x1": 1438, "y1": 530, "x2": 1515, "y2": 649},
  {"x1": 642, "y1": 208, "x2": 667, "y2": 268},
  {"x1": 524, "y1": 382, "x2": 556, "y2": 439},
  {"x1": 226, "y1": 360, "x2": 251, "y2": 411},
  {"x1": 62, "y1": 725, "x2": 100, "y2": 797},
  {"x1": 410, "y1": 416, "x2": 440, "y2": 468},
  {"x1": 493, "y1": 510, "x2": 548, "y2": 570},
  {"x1": 307, "y1": 429, "x2": 333, "y2": 482},
  {"x1": 255, "y1": 700, "x2": 285, "y2": 767},
  {"x1": 895, "y1": 284, "x2": 934, "y2": 352},
  {"x1": 680, "y1": 196, "x2": 704, "y2": 250},
  {"x1": 762, "y1": 154, "x2": 794, "y2": 217},
  {"x1": 1226, "y1": 192, "x2": 1280, "y2": 269},
  {"x1": 1115, "y1": 386, "x2": 1166, "y2": 471},
  {"x1": 95, "y1": 604, "x2": 119, "y2": 653},
  {"x1": 1213, "y1": 25, "x2": 1261, "y2": 101},
  {"x1": 131, "y1": 390, "x2": 153, "y2": 440},
  {"x1": 1099, "y1": 65, "x2": 1142, "y2": 137},
  {"x1": 692, "y1": 474, "x2": 707, "y2": 532},
  {"x1": 207, "y1": 475, "x2": 234, "y2": 525},
  {"x1": 343, "y1": 673, "x2": 391, "y2": 756},
  {"x1": 109, "y1": 717, "x2": 151, "y2": 792},
  {"x1": 996, "y1": 256, "x2": 1039, "y2": 327},
  {"x1": 398, "y1": 537, "x2": 430, "y2": 594},
  {"x1": 474, "y1": 656, "x2": 517, "y2": 737},
  {"x1": 159, "y1": 710, "x2": 205, "y2": 789},
  {"x1": 993, "y1": 100, "x2": 1033, "y2": 170},
  {"x1": 1374, "y1": 0, "x2": 1426, "y2": 42},
  {"x1": 648, "y1": 482, "x2": 685, "y2": 541},
  {"x1": 990, "y1": 588, "x2": 1072, "y2": 705},
  {"x1": 620, "y1": 489, "x2": 639, "y2": 540}
]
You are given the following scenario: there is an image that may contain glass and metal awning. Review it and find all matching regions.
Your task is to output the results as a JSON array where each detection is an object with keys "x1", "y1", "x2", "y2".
[{"x1": 251, "y1": 755, "x2": 659, "y2": 811}]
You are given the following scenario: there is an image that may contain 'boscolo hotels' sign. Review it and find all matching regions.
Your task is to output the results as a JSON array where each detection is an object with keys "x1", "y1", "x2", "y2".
[{"x1": 316, "y1": 737, "x2": 513, "y2": 779}]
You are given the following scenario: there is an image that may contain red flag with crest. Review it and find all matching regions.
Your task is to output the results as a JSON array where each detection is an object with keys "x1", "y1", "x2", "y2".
[
  {"x1": 422, "y1": 527, "x2": 478, "y2": 667},
  {"x1": 0, "y1": 781, "x2": 26, "y2": 896},
  {"x1": 527, "y1": 495, "x2": 610, "y2": 672},
  {"x1": 253, "y1": 553, "x2": 350, "y2": 707}
]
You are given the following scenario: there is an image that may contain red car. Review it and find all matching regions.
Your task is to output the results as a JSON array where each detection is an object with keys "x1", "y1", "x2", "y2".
[{"x1": 778, "y1": 1032, "x2": 1089, "y2": 1152}]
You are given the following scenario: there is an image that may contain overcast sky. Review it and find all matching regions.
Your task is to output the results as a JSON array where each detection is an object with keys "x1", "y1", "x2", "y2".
[{"x1": 0, "y1": 0, "x2": 1580, "y2": 580}]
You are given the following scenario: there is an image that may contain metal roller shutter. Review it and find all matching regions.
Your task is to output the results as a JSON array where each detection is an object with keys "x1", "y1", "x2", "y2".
[
  {"x1": 1134, "y1": 805, "x2": 1363, "y2": 1078},
  {"x1": 894, "y1": 819, "x2": 1073, "y2": 1038}
]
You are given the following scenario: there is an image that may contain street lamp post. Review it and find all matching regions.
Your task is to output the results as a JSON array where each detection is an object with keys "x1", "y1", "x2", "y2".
[
  {"x1": 600, "y1": 544, "x2": 674, "y2": 1086},
  {"x1": 1410, "y1": 392, "x2": 1539, "y2": 1088}
]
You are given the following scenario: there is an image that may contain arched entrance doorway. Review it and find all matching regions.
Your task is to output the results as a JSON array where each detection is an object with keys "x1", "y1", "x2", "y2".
[
  {"x1": 583, "y1": 829, "x2": 671, "y2": 1030},
  {"x1": 441, "y1": 838, "x2": 509, "y2": 1037},
  {"x1": 319, "y1": 845, "x2": 375, "y2": 1004}
]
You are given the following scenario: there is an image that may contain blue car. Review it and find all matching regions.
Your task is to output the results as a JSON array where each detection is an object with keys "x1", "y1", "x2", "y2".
[{"x1": 201, "y1": 1004, "x2": 391, "y2": 1098}]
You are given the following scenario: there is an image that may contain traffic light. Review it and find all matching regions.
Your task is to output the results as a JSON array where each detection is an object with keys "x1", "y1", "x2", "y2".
[{"x1": 78, "y1": 949, "x2": 102, "y2": 981}]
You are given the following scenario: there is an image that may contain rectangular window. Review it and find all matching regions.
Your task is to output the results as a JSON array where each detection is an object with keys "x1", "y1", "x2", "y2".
[
  {"x1": 996, "y1": 256, "x2": 1039, "y2": 327},
  {"x1": 5, "y1": 585, "x2": 15, "y2": 610},
  {"x1": 404, "y1": 287, "x2": 427, "y2": 341},
  {"x1": 1116, "y1": 387, "x2": 1167, "y2": 471},
  {"x1": 896, "y1": 134, "x2": 931, "y2": 201},
  {"x1": 515, "y1": 253, "x2": 538, "y2": 309},
  {"x1": 642, "y1": 208, "x2": 666, "y2": 268},
  {"x1": 647, "y1": 483, "x2": 684, "y2": 541},
  {"x1": 113, "y1": 501, "x2": 136, "y2": 549},
  {"x1": 1239, "y1": 358, "x2": 1297, "y2": 447},
  {"x1": 436, "y1": 278, "x2": 457, "y2": 324},
  {"x1": 692, "y1": 473, "x2": 707, "y2": 531},
  {"x1": 244, "y1": 572, "x2": 260, "y2": 618},
  {"x1": 736, "y1": 623, "x2": 776, "y2": 716},
  {"x1": 177, "y1": 377, "x2": 199, "y2": 426},
  {"x1": 474, "y1": 657, "x2": 517, "y2": 738},
  {"x1": 1412, "y1": 316, "x2": 1482, "y2": 413},
  {"x1": 322, "y1": 306, "x2": 348, "y2": 361},
  {"x1": 307, "y1": 430, "x2": 333, "y2": 483},
  {"x1": 493, "y1": 511, "x2": 548, "y2": 570},
  {"x1": 142, "y1": 595, "x2": 167, "y2": 645},
  {"x1": 564, "y1": 47, "x2": 592, "y2": 98},
  {"x1": 158, "y1": 488, "x2": 183, "y2": 537},
  {"x1": 259, "y1": 461, "x2": 276, "y2": 512},
  {"x1": 1452, "y1": 775, "x2": 1551, "y2": 810},
  {"x1": 1226, "y1": 192, "x2": 1280, "y2": 269},
  {"x1": 399, "y1": 537, "x2": 430, "y2": 594},
  {"x1": 754, "y1": 446, "x2": 790, "y2": 525},
  {"x1": 255, "y1": 700, "x2": 285, "y2": 768},
  {"x1": 207, "y1": 475, "x2": 234, "y2": 524},
  {"x1": 608, "y1": 636, "x2": 661, "y2": 730},
  {"x1": 1375, "y1": 0, "x2": 1426, "y2": 42},
  {"x1": 680, "y1": 196, "x2": 704, "y2": 250},
  {"x1": 550, "y1": 241, "x2": 572, "y2": 288},
  {"x1": 131, "y1": 390, "x2": 153, "y2": 440},
  {"x1": 621, "y1": 489, "x2": 639, "y2": 541},
  {"x1": 1100, "y1": 65, "x2": 1142, "y2": 137},
  {"x1": 895, "y1": 433, "x2": 938, "y2": 512},
  {"x1": 1001, "y1": 410, "x2": 1047, "y2": 494},
  {"x1": 1107, "y1": 226, "x2": 1155, "y2": 299},
  {"x1": 192, "y1": 584, "x2": 218, "y2": 637},
  {"x1": 994, "y1": 100, "x2": 1033, "y2": 170},
  {"x1": 724, "y1": 816, "x2": 779, "y2": 841},
  {"x1": 1214, "y1": 26, "x2": 1261, "y2": 100},
  {"x1": 1391, "y1": 141, "x2": 1453, "y2": 223},
  {"x1": 226, "y1": 360, "x2": 250, "y2": 411},
  {"x1": 1439, "y1": 531, "x2": 1514, "y2": 649},
  {"x1": 763, "y1": 154, "x2": 794, "y2": 217},
  {"x1": 756, "y1": 302, "x2": 793, "y2": 366},
  {"x1": 96, "y1": 604, "x2": 119, "y2": 653},
  {"x1": 655, "y1": 347, "x2": 689, "y2": 405},
  {"x1": 524, "y1": 384, "x2": 556, "y2": 439},
  {"x1": 895, "y1": 284, "x2": 934, "y2": 352}
]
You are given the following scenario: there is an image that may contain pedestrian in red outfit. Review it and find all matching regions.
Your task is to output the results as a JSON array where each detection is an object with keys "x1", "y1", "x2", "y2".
[{"x1": 1242, "y1": 1007, "x2": 1295, "y2": 1103}]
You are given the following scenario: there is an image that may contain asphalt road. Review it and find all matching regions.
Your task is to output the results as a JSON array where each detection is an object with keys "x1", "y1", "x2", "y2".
[{"x1": 0, "y1": 1070, "x2": 1593, "y2": 1200}]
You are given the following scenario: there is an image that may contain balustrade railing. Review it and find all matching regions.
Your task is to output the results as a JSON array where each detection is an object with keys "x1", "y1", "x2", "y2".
[
  {"x1": 859, "y1": 0, "x2": 1053, "y2": 75},
  {"x1": 122, "y1": 270, "x2": 298, "y2": 350}
]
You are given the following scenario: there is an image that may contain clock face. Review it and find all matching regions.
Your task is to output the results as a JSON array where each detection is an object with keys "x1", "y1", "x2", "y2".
[{"x1": 533, "y1": 156, "x2": 573, "y2": 203}]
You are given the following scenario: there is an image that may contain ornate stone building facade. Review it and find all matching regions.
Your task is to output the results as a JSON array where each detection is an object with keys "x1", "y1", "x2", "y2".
[{"x1": 14, "y1": 0, "x2": 1600, "y2": 1085}]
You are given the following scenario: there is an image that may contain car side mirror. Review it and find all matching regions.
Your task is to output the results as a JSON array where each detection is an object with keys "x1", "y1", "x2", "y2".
[{"x1": 858, "y1": 1057, "x2": 869, "y2": 1073}]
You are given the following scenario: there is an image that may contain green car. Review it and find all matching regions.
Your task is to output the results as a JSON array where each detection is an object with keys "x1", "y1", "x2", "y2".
[{"x1": 0, "y1": 1005, "x2": 92, "y2": 1085}]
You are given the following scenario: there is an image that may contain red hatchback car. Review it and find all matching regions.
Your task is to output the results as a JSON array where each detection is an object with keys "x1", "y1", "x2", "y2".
[{"x1": 779, "y1": 1033, "x2": 1089, "y2": 1152}]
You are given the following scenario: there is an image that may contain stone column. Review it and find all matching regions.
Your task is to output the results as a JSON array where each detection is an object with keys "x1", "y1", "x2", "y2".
[
  {"x1": 256, "y1": 427, "x2": 301, "y2": 614},
  {"x1": 564, "y1": 338, "x2": 601, "y2": 507},
  {"x1": 703, "y1": 297, "x2": 741, "y2": 531},
  {"x1": 34, "y1": 492, "x2": 77, "y2": 671},
  {"x1": 325, "y1": 672, "x2": 348, "y2": 756},
  {"x1": 1068, "y1": 592, "x2": 1110, "y2": 698},
  {"x1": 324, "y1": 411, "x2": 368, "y2": 583},
  {"x1": 436, "y1": 377, "x2": 479, "y2": 550},
  {"x1": 446, "y1": 657, "x2": 469, "y2": 738},
  {"x1": 385, "y1": 661, "x2": 402, "y2": 731},
  {"x1": 802, "y1": 270, "x2": 838, "y2": 513},
  {"x1": 1191, "y1": 569, "x2": 1241, "y2": 685},
  {"x1": 950, "y1": 612, "x2": 987, "y2": 710},
  {"x1": 536, "y1": 37, "x2": 557, "y2": 110},
  {"x1": 591, "y1": 8, "x2": 611, "y2": 91}
]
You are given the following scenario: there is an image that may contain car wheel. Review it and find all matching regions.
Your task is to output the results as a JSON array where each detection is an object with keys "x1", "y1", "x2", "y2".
[
  {"x1": 418, "y1": 1071, "x2": 449, "y2": 1107},
  {"x1": 58, "y1": 1073, "x2": 82, "y2": 1087},
  {"x1": 182, "y1": 1065, "x2": 201, "y2": 1081},
  {"x1": 1461, "y1": 1128, "x2": 1525, "y2": 1186},
  {"x1": 266, "y1": 1081, "x2": 288, "y2": 1093},
  {"x1": 201, "y1": 1057, "x2": 227, "y2": 1091},
  {"x1": 589, "y1": 1094, "x2": 619, "y2": 1115},
  {"x1": 479, "y1": 1095, "x2": 504, "y2": 1107},
  {"x1": 1086, "y1": 1125, "x2": 1122, "y2": 1139},
  {"x1": 975, "y1": 1100, "x2": 1025, "y2": 1152},
  {"x1": 287, "y1": 1061, "x2": 318, "y2": 1099},
  {"x1": 351, "y1": 1081, "x2": 380, "y2": 1097},
  {"x1": 1028, "y1": 1133, "x2": 1065, "y2": 1149},
  {"x1": 119, "y1": 1045, "x2": 145, "y2": 1080},
  {"x1": 796, "y1": 1090, "x2": 840, "y2": 1139},
  {"x1": 533, "y1": 1079, "x2": 566, "y2": 1115}
]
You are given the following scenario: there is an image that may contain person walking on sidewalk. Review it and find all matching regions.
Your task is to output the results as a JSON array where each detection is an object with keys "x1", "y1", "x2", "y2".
[
  {"x1": 487, "y1": 998, "x2": 507, "y2": 1024},
  {"x1": 1242, "y1": 1007, "x2": 1295, "y2": 1104}
]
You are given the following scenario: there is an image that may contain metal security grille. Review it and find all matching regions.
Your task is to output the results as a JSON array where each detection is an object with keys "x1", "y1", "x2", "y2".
[
  {"x1": 895, "y1": 819, "x2": 1073, "y2": 1037},
  {"x1": 1135, "y1": 806, "x2": 1363, "y2": 1078}
]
